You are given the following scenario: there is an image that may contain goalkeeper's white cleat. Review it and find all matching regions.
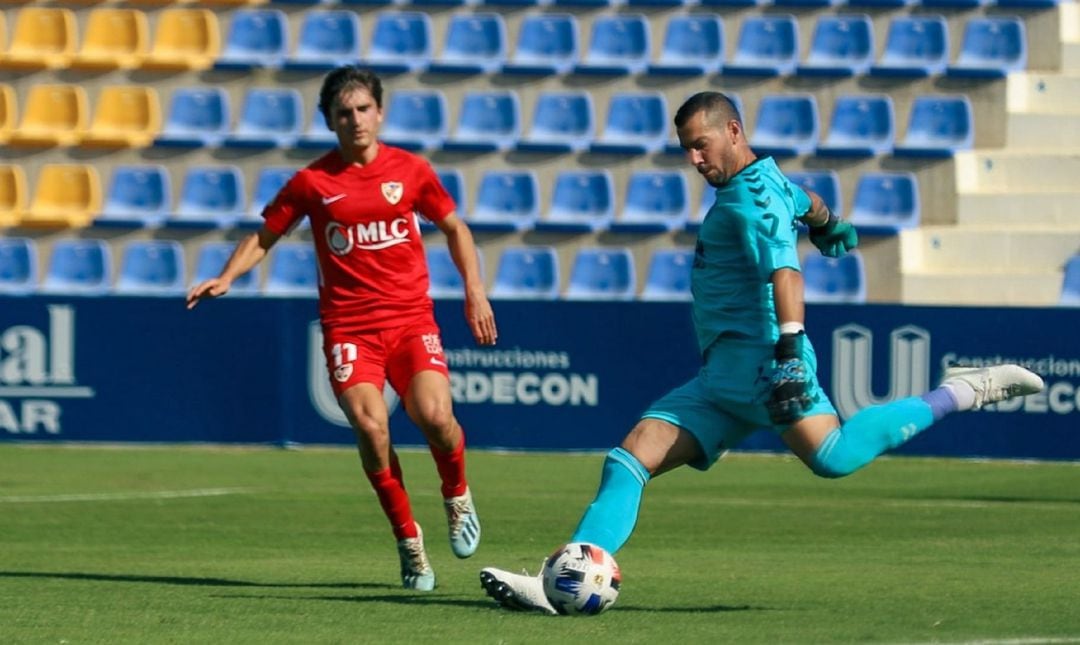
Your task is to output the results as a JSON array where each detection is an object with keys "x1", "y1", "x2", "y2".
[
  {"x1": 397, "y1": 523, "x2": 436, "y2": 592},
  {"x1": 941, "y1": 364, "x2": 1044, "y2": 410},
  {"x1": 444, "y1": 487, "x2": 481, "y2": 559},
  {"x1": 480, "y1": 566, "x2": 557, "y2": 615}
]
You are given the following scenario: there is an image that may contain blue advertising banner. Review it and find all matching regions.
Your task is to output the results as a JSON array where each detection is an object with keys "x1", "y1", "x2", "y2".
[{"x1": 0, "y1": 296, "x2": 1077, "y2": 461}]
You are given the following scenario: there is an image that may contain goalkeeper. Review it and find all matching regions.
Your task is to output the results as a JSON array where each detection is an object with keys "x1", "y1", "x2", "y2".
[{"x1": 480, "y1": 91, "x2": 1044, "y2": 614}]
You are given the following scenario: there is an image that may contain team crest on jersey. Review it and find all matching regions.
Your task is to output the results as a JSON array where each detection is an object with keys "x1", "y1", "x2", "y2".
[
  {"x1": 333, "y1": 364, "x2": 353, "y2": 382},
  {"x1": 381, "y1": 182, "x2": 404, "y2": 205}
]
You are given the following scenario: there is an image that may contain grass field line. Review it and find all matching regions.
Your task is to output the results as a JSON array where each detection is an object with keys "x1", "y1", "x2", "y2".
[
  {"x1": 894, "y1": 637, "x2": 1080, "y2": 645},
  {"x1": 0, "y1": 487, "x2": 258, "y2": 504}
]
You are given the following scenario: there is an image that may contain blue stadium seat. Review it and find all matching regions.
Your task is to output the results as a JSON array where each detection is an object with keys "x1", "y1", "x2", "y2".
[
  {"x1": 946, "y1": 17, "x2": 1027, "y2": 78},
  {"x1": 429, "y1": 13, "x2": 506, "y2": 74},
  {"x1": 155, "y1": 87, "x2": 230, "y2": 148},
  {"x1": 565, "y1": 247, "x2": 636, "y2": 301},
  {"x1": 426, "y1": 246, "x2": 484, "y2": 299},
  {"x1": 922, "y1": 0, "x2": 988, "y2": 9},
  {"x1": 115, "y1": 240, "x2": 186, "y2": 296},
  {"x1": 193, "y1": 241, "x2": 260, "y2": 294},
  {"x1": 574, "y1": 14, "x2": 650, "y2": 76},
  {"x1": 502, "y1": 14, "x2": 579, "y2": 76},
  {"x1": 723, "y1": 15, "x2": 799, "y2": 76},
  {"x1": 470, "y1": 170, "x2": 539, "y2": 232},
  {"x1": 264, "y1": 242, "x2": 319, "y2": 297},
  {"x1": 535, "y1": 171, "x2": 614, "y2": 233},
  {"x1": 817, "y1": 94, "x2": 895, "y2": 157},
  {"x1": 0, "y1": 237, "x2": 37, "y2": 295},
  {"x1": 490, "y1": 246, "x2": 559, "y2": 300},
  {"x1": 242, "y1": 166, "x2": 295, "y2": 229},
  {"x1": 443, "y1": 91, "x2": 520, "y2": 153},
  {"x1": 364, "y1": 12, "x2": 432, "y2": 74},
  {"x1": 168, "y1": 165, "x2": 246, "y2": 229},
  {"x1": 750, "y1": 94, "x2": 819, "y2": 157},
  {"x1": 797, "y1": 14, "x2": 874, "y2": 76},
  {"x1": 41, "y1": 238, "x2": 112, "y2": 295},
  {"x1": 786, "y1": 170, "x2": 842, "y2": 218},
  {"x1": 436, "y1": 168, "x2": 467, "y2": 218},
  {"x1": 894, "y1": 95, "x2": 974, "y2": 156},
  {"x1": 640, "y1": 248, "x2": 693, "y2": 302},
  {"x1": 610, "y1": 171, "x2": 690, "y2": 233},
  {"x1": 869, "y1": 16, "x2": 949, "y2": 77},
  {"x1": 380, "y1": 90, "x2": 448, "y2": 152},
  {"x1": 589, "y1": 92, "x2": 668, "y2": 155},
  {"x1": 647, "y1": 15, "x2": 724, "y2": 76},
  {"x1": 701, "y1": 0, "x2": 766, "y2": 6},
  {"x1": 222, "y1": 88, "x2": 303, "y2": 149},
  {"x1": 215, "y1": 9, "x2": 288, "y2": 70},
  {"x1": 1060, "y1": 255, "x2": 1080, "y2": 306},
  {"x1": 98, "y1": 165, "x2": 172, "y2": 228},
  {"x1": 849, "y1": 172, "x2": 920, "y2": 234},
  {"x1": 295, "y1": 104, "x2": 336, "y2": 151},
  {"x1": 516, "y1": 91, "x2": 594, "y2": 153},
  {"x1": 802, "y1": 251, "x2": 866, "y2": 303},
  {"x1": 283, "y1": 10, "x2": 363, "y2": 72}
]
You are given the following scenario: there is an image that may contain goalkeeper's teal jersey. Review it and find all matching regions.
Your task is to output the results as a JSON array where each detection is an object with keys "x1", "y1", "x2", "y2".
[{"x1": 691, "y1": 156, "x2": 811, "y2": 355}]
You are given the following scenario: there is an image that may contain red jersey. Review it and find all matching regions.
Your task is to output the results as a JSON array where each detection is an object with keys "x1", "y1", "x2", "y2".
[{"x1": 262, "y1": 145, "x2": 455, "y2": 330}]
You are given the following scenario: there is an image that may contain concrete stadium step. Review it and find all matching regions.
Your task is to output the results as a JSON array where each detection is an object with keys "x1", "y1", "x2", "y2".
[
  {"x1": 1064, "y1": 43, "x2": 1080, "y2": 73},
  {"x1": 1007, "y1": 73, "x2": 1080, "y2": 115},
  {"x1": 955, "y1": 151, "x2": 1080, "y2": 193},
  {"x1": 900, "y1": 271, "x2": 1063, "y2": 306},
  {"x1": 1006, "y1": 113, "x2": 1080, "y2": 150},
  {"x1": 956, "y1": 191, "x2": 1080, "y2": 227},
  {"x1": 900, "y1": 227, "x2": 1080, "y2": 273}
]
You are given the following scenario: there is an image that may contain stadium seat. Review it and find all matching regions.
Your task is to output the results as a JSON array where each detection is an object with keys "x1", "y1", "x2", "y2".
[
  {"x1": 490, "y1": 246, "x2": 560, "y2": 300},
  {"x1": 264, "y1": 242, "x2": 319, "y2": 297},
  {"x1": 786, "y1": 170, "x2": 842, "y2": 218},
  {"x1": 502, "y1": 14, "x2": 579, "y2": 75},
  {"x1": 0, "y1": 84, "x2": 13, "y2": 145},
  {"x1": 610, "y1": 171, "x2": 690, "y2": 233},
  {"x1": 1060, "y1": 255, "x2": 1080, "y2": 306},
  {"x1": 640, "y1": 247, "x2": 694, "y2": 301},
  {"x1": 142, "y1": 9, "x2": 221, "y2": 71},
  {"x1": 817, "y1": 94, "x2": 895, "y2": 157},
  {"x1": 469, "y1": 170, "x2": 539, "y2": 232},
  {"x1": 97, "y1": 164, "x2": 172, "y2": 228},
  {"x1": 41, "y1": 238, "x2": 112, "y2": 295},
  {"x1": 589, "y1": 92, "x2": 668, "y2": 155},
  {"x1": 0, "y1": 237, "x2": 37, "y2": 295},
  {"x1": 802, "y1": 251, "x2": 866, "y2": 303},
  {"x1": 71, "y1": 8, "x2": 149, "y2": 70},
  {"x1": 894, "y1": 95, "x2": 974, "y2": 156},
  {"x1": 214, "y1": 9, "x2": 288, "y2": 70},
  {"x1": 946, "y1": 17, "x2": 1027, "y2": 78},
  {"x1": 516, "y1": 91, "x2": 594, "y2": 153},
  {"x1": 849, "y1": 172, "x2": 920, "y2": 234},
  {"x1": 426, "y1": 246, "x2": 483, "y2": 299},
  {"x1": 247, "y1": 166, "x2": 294, "y2": 222},
  {"x1": 155, "y1": 87, "x2": 230, "y2": 148},
  {"x1": 429, "y1": 12, "x2": 507, "y2": 74},
  {"x1": 283, "y1": 10, "x2": 363, "y2": 72},
  {"x1": 797, "y1": 14, "x2": 873, "y2": 76},
  {"x1": 115, "y1": 240, "x2": 186, "y2": 296},
  {"x1": 0, "y1": 164, "x2": 28, "y2": 228},
  {"x1": 574, "y1": 14, "x2": 650, "y2": 76},
  {"x1": 749, "y1": 94, "x2": 820, "y2": 157},
  {"x1": 168, "y1": 165, "x2": 246, "y2": 229},
  {"x1": 535, "y1": 171, "x2": 614, "y2": 233},
  {"x1": 565, "y1": 247, "x2": 636, "y2": 301},
  {"x1": 80, "y1": 85, "x2": 161, "y2": 148},
  {"x1": 869, "y1": 16, "x2": 948, "y2": 77},
  {"x1": 0, "y1": 7, "x2": 76, "y2": 70},
  {"x1": 193, "y1": 241, "x2": 260, "y2": 293},
  {"x1": 24, "y1": 164, "x2": 101, "y2": 228},
  {"x1": 436, "y1": 168, "x2": 467, "y2": 217},
  {"x1": 295, "y1": 104, "x2": 336, "y2": 150},
  {"x1": 723, "y1": 15, "x2": 799, "y2": 76},
  {"x1": 380, "y1": 90, "x2": 448, "y2": 152},
  {"x1": 647, "y1": 14, "x2": 724, "y2": 76},
  {"x1": 443, "y1": 91, "x2": 520, "y2": 153},
  {"x1": 8, "y1": 84, "x2": 88, "y2": 148},
  {"x1": 364, "y1": 11, "x2": 432, "y2": 74},
  {"x1": 222, "y1": 88, "x2": 303, "y2": 149}
]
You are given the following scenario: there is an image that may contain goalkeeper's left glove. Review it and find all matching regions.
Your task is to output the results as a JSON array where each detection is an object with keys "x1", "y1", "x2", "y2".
[
  {"x1": 808, "y1": 212, "x2": 858, "y2": 258},
  {"x1": 766, "y1": 332, "x2": 812, "y2": 426}
]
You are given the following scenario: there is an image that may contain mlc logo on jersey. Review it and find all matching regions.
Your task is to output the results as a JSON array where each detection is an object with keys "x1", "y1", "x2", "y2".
[
  {"x1": 381, "y1": 182, "x2": 403, "y2": 205},
  {"x1": 324, "y1": 218, "x2": 412, "y2": 254},
  {"x1": 831, "y1": 323, "x2": 931, "y2": 419}
]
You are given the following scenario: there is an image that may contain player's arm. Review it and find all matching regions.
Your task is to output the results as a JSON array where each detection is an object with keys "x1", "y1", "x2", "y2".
[
  {"x1": 433, "y1": 213, "x2": 497, "y2": 346},
  {"x1": 799, "y1": 188, "x2": 858, "y2": 258},
  {"x1": 767, "y1": 267, "x2": 812, "y2": 426},
  {"x1": 186, "y1": 226, "x2": 281, "y2": 309}
]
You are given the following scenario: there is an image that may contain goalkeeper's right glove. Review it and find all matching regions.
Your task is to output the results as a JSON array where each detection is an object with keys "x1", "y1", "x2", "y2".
[
  {"x1": 766, "y1": 332, "x2": 812, "y2": 426},
  {"x1": 808, "y1": 213, "x2": 858, "y2": 258}
]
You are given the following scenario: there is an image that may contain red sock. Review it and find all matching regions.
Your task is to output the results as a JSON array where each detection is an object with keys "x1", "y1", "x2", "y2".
[
  {"x1": 430, "y1": 434, "x2": 468, "y2": 499},
  {"x1": 389, "y1": 451, "x2": 404, "y2": 487},
  {"x1": 365, "y1": 467, "x2": 417, "y2": 540}
]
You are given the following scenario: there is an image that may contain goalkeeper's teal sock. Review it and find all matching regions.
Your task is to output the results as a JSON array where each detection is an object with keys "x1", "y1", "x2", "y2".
[
  {"x1": 570, "y1": 447, "x2": 650, "y2": 555},
  {"x1": 811, "y1": 397, "x2": 935, "y2": 478}
]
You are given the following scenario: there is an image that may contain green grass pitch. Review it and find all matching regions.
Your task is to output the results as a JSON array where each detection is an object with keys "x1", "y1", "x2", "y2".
[{"x1": 1, "y1": 444, "x2": 1078, "y2": 644}]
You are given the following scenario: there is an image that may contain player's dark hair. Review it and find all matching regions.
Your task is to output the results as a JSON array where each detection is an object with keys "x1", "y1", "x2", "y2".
[
  {"x1": 674, "y1": 92, "x2": 742, "y2": 130},
  {"x1": 318, "y1": 66, "x2": 383, "y2": 128}
]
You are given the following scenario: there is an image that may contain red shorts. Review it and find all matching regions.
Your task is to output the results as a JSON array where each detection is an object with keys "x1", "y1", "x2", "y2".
[{"x1": 321, "y1": 316, "x2": 450, "y2": 398}]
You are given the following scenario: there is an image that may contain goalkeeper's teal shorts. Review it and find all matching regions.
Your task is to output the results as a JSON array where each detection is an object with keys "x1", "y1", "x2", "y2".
[{"x1": 641, "y1": 334, "x2": 837, "y2": 470}]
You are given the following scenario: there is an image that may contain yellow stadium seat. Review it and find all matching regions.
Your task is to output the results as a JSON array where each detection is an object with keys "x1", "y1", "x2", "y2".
[
  {"x1": 80, "y1": 85, "x2": 161, "y2": 148},
  {"x1": 142, "y1": 9, "x2": 220, "y2": 71},
  {"x1": 71, "y1": 9, "x2": 149, "y2": 70},
  {"x1": 0, "y1": 8, "x2": 77, "y2": 70},
  {"x1": 8, "y1": 84, "x2": 88, "y2": 147},
  {"x1": 23, "y1": 164, "x2": 102, "y2": 228},
  {"x1": 0, "y1": 83, "x2": 14, "y2": 145},
  {"x1": 0, "y1": 164, "x2": 28, "y2": 228}
]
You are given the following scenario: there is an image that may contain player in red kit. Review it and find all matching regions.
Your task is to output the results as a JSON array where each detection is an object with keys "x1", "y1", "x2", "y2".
[{"x1": 186, "y1": 66, "x2": 497, "y2": 591}]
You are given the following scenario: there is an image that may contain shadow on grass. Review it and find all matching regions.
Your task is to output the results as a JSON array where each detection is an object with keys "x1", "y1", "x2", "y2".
[
  {"x1": 212, "y1": 593, "x2": 494, "y2": 609},
  {"x1": 0, "y1": 571, "x2": 395, "y2": 590}
]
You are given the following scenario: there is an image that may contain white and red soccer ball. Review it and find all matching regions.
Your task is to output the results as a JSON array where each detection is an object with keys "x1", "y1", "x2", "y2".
[{"x1": 542, "y1": 542, "x2": 621, "y2": 616}]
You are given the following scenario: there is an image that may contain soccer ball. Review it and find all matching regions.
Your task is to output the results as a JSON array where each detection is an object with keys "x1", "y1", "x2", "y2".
[{"x1": 541, "y1": 542, "x2": 621, "y2": 616}]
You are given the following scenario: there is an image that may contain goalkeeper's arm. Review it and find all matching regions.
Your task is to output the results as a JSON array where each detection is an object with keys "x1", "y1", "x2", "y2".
[{"x1": 799, "y1": 189, "x2": 858, "y2": 258}]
